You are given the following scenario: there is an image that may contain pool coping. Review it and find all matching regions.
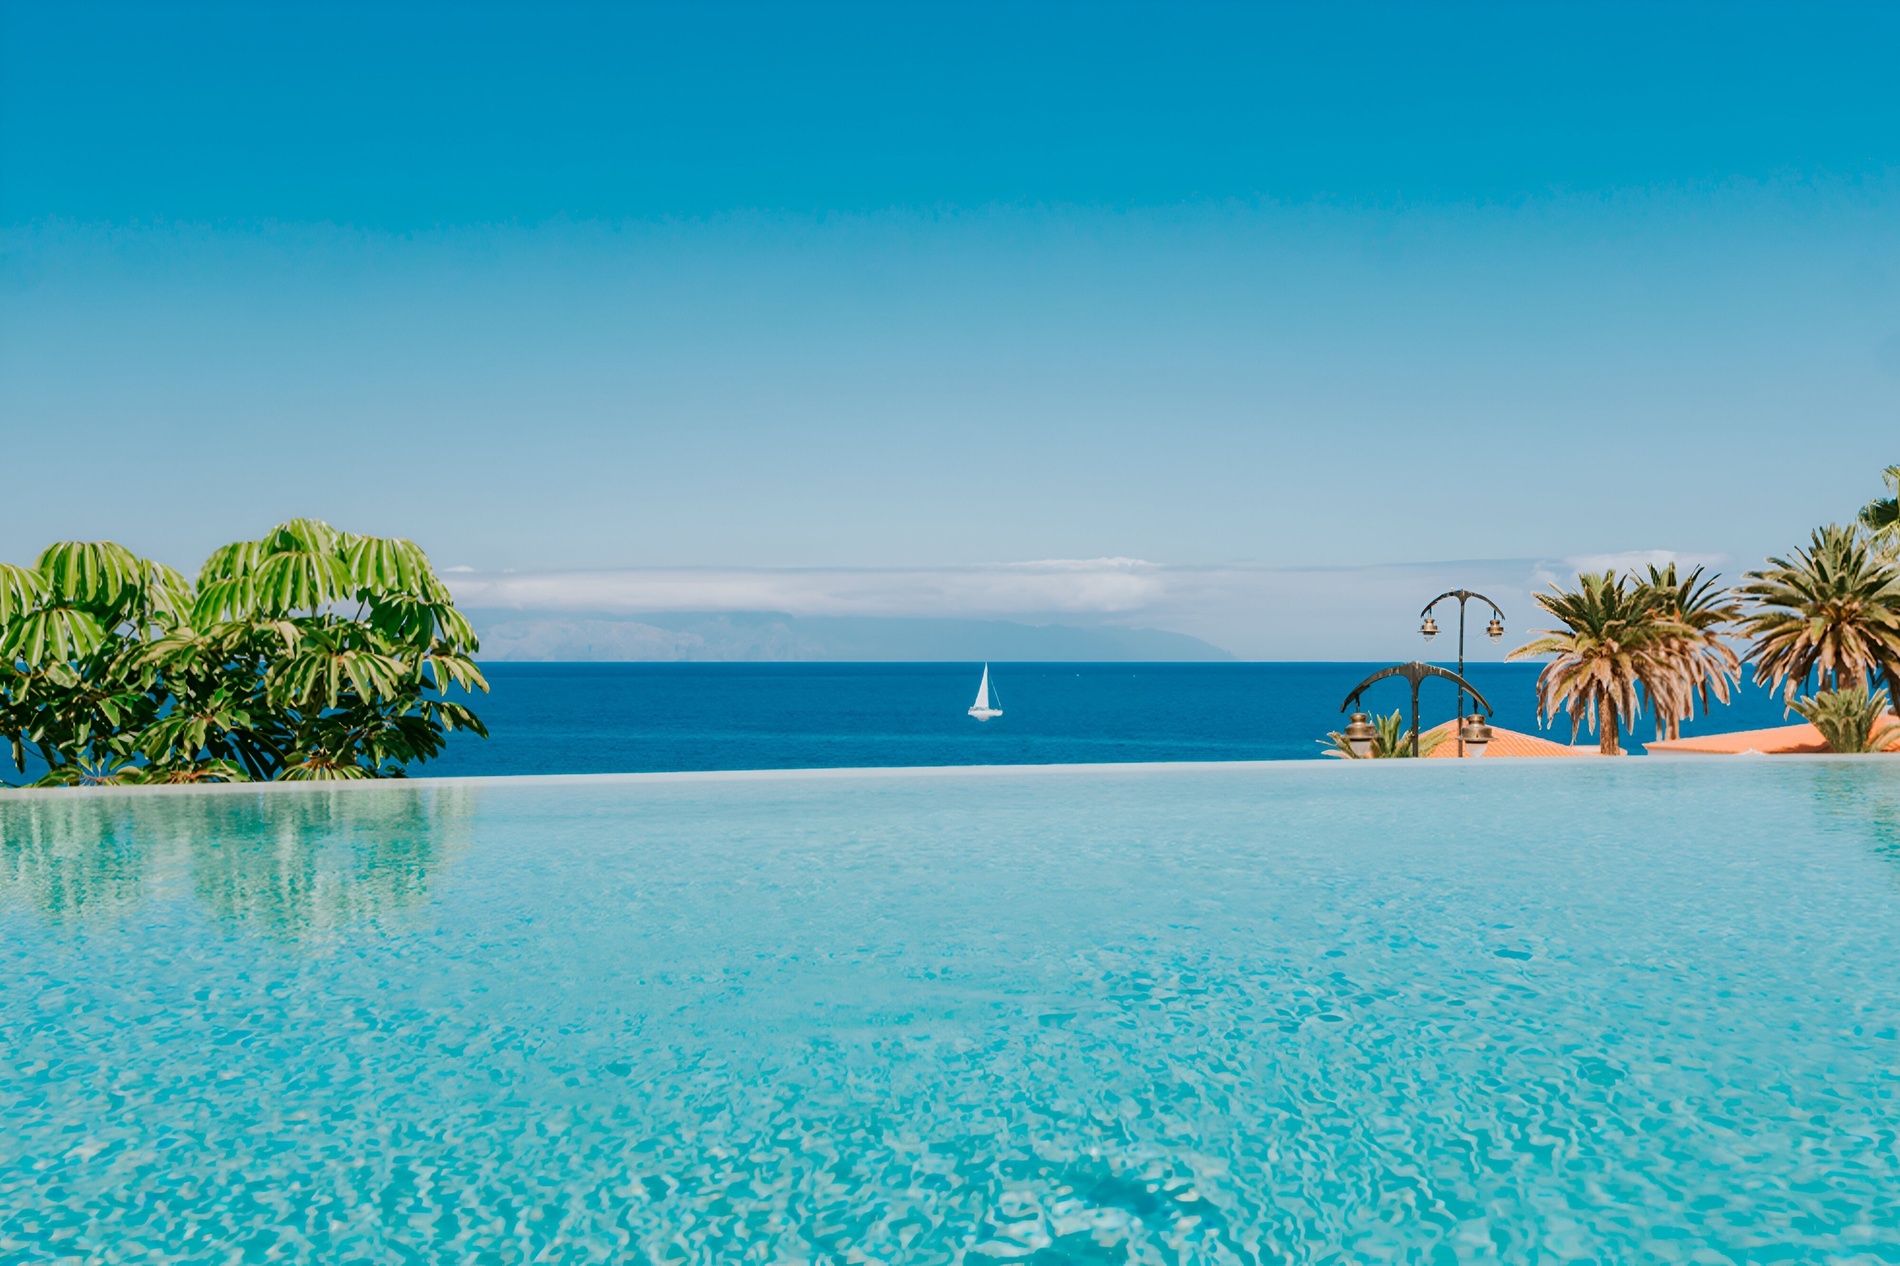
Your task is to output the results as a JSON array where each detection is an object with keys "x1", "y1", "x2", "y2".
[{"x1": 5, "y1": 750, "x2": 1900, "y2": 798}]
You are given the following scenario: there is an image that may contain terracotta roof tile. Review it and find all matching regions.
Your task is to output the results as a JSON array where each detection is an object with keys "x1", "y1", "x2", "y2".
[
  {"x1": 1645, "y1": 715, "x2": 1900, "y2": 755},
  {"x1": 1417, "y1": 719, "x2": 1598, "y2": 758}
]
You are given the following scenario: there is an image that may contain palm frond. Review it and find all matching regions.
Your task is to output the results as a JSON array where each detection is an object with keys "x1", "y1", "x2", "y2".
[
  {"x1": 1506, "y1": 569, "x2": 1693, "y2": 752},
  {"x1": 1860, "y1": 464, "x2": 1900, "y2": 548},
  {"x1": 1738, "y1": 524, "x2": 1900, "y2": 702},
  {"x1": 1789, "y1": 684, "x2": 1900, "y2": 754}
]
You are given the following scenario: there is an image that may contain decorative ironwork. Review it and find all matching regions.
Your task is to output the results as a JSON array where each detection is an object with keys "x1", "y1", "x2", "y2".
[
  {"x1": 1340, "y1": 661, "x2": 1494, "y2": 758},
  {"x1": 1458, "y1": 714, "x2": 1495, "y2": 756},
  {"x1": 1420, "y1": 589, "x2": 1506, "y2": 755}
]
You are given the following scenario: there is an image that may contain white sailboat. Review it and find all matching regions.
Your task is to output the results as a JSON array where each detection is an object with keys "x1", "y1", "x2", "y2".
[{"x1": 967, "y1": 663, "x2": 1003, "y2": 720}]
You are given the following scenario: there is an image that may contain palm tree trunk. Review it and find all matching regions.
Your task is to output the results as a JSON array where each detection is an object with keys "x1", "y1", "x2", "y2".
[{"x1": 1599, "y1": 700, "x2": 1622, "y2": 756}]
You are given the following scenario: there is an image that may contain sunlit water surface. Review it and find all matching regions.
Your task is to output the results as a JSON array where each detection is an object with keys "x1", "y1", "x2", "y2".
[{"x1": 4, "y1": 761, "x2": 1900, "y2": 1262}]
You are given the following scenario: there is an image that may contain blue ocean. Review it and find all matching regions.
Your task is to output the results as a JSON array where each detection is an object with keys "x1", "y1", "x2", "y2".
[{"x1": 426, "y1": 662, "x2": 1798, "y2": 776}]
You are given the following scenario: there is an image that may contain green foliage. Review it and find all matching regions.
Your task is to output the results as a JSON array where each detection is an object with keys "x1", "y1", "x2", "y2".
[
  {"x1": 0, "y1": 540, "x2": 190, "y2": 784},
  {"x1": 1321, "y1": 710, "x2": 1447, "y2": 759},
  {"x1": 1789, "y1": 685, "x2": 1900, "y2": 754},
  {"x1": 1738, "y1": 524, "x2": 1900, "y2": 704},
  {"x1": 1507, "y1": 570, "x2": 1693, "y2": 755},
  {"x1": 1635, "y1": 563, "x2": 1742, "y2": 741},
  {"x1": 0, "y1": 520, "x2": 486, "y2": 787},
  {"x1": 1860, "y1": 465, "x2": 1900, "y2": 557}
]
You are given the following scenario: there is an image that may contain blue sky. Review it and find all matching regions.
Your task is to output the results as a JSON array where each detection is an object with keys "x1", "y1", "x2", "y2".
[{"x1": 4, "y1": 2, "x2": 1899, "y2": 655}]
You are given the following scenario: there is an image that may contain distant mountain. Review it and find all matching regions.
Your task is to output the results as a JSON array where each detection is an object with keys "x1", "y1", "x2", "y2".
[{"x1": 465, "y1": 611, "x2": 1232, "y2": 662}]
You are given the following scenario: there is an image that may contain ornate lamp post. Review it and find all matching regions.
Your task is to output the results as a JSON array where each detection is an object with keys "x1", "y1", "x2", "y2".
[
  {"x1": 1340, "y1": 661, "x2": 1494, "y2": 758},
  {"x1": 1341, "y1": 712, "x2": 1379, "y2": 757},
  {"x1": 1420, "y1": 589, "x2": 1505, "y2": 755}
]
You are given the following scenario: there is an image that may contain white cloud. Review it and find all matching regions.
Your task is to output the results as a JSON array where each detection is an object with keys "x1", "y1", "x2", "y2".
[
  {"x1": 1526, "y1": 549, "x2": 1739, "y2": 614},
  {"x1": 444, "y1": 556, "x2": 1583, "y2": 659},
  {"x1": 1562, "y1": 549, "x2": 1728, "y2": 575},
  {"x1": 445, "y1": 558, "x2": 1169, "y2": 619}
]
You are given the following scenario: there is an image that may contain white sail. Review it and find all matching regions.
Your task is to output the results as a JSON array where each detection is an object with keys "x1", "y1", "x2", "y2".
[{"x1": 968, "y1": 664, "x2": 1002, "y2": 719}]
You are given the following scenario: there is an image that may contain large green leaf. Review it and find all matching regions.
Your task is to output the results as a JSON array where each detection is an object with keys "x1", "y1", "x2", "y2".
[
  {"x1": 368, "y1": 597, "x2": 478, "y2": 652},
  {"x1": 200, "y1": 555, "x2": 350, "y2": 620},
  {"x1": 32, "y1": 761, "x2": 154, "y2": 787},
  {"x1": 422, "y1": 650, "x2": 488, "y2": 695},
  {"x1": 144, "y1": 759, "x2": 250, "y2": 784},
  {"x1": 198, "y1": 538, "x2": 268, "y2": 587},
  {"x1": 347, "y1": 536, "x2": 449, "y2": 602},
  {"x1": 197, "y1": 521, "x2": 351, "y2": 618},
  {"x1": 277, "y1": 756, "x2": 374, "y2": 781},
  {"x1": 263, "y1": 518, "x2": 343, "y2": 558},
  {"x1": 252, "y1": 550, "x2": 352, "y2": 614},
  {"x1": 193, "y1": 576, "x2": 260, "y2": 624},
  {"x1": 138, "y1": 695, "x2": 257, "y2": 762},
  {"x1": 35, "y1": 541, "x2": 143, "y2": 609},
  {"x1": 136, "y1": 560, "x2": 195, "y2": 626},
  {"x1": 2, "y1": 606, "x2": 106, "y2": 666},
  {"x1": 0, "y1": 562, "x2": 46, "y2": 625},
  {"x1": 434, "y1": 604, "x2": 478, "y2": 652},
  {"x1": 422, "y1": 699, "x2": 488, "y2": 737},
  {"x1": 268, "y1": 638, "x2": 411, "y2": 710}
]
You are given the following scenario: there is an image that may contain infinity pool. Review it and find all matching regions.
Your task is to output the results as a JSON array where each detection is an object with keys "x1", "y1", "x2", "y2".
[{"x1": 4, "y1": 761, "x2": 1900, "y2": 1262}]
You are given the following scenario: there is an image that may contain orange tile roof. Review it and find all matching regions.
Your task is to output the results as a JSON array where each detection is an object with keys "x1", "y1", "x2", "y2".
[
  {"x1": 1645, "y1": 715, "x2": 1900, "y2": 755},
  {"x1": 1418, "y1": 719, "x2": 1598, "y2": 758}
]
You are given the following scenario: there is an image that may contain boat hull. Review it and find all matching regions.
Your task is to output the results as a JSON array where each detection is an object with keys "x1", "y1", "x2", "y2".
[{"x1": 968, "y1": 708, "x2": 1002, "y2": 720}]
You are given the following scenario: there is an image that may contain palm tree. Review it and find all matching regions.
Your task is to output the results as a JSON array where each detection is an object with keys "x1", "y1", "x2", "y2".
[
  {"x1": 1738, "y1": 524, "x2": 1900, "y2": 703},
  {"x1": 1788, "y1": 684, "x2": 1900, "y2": 754},
  {"x1": 1860, "y1": 465, "x2": 1900, "y2": 558},
  {"x1": 1637, "y1": 564, "x2": 1742, "y2": 741},
  {"x1": 1507, "y1": 570, "x2": 1688, "y2": 755}
]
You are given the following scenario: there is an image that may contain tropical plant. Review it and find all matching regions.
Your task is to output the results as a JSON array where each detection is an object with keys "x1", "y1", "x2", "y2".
[
  {"x1": 0, "y1": 520, "x2": 487, "y2": 786},
  {"x1": 1860, "y1": 465, "x2": 1900, "y2": 558},
  {"x1": 0, "y1": 542, "x2": 194, "y2": 784},
  {"x1": 1788, "y1": 684, "x2": 1900, "y2": 754},
  {"x1": 1636, "y1": 563, "x2": 1742, "y2": 741},
  {"x1": 1737, "y1": 524, "x2": 1900, "y2": 704},
  {"x1": 1507, "y1": 570, "x2": 1689, "y2": 755},
  {"x1": 1321, "y1": 710, "x2": 1448, "y2": 758}
]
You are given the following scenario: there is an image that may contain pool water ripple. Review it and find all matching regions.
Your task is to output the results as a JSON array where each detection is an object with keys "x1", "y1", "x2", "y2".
[{"x1": 4, "y1": 761, "x2": 1900, "y2": 1262}]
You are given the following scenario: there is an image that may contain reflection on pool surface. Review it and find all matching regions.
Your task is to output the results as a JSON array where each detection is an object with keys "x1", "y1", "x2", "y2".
[{"x1": 4, "y1": 761, "x2": 1900, "y2": 1262}]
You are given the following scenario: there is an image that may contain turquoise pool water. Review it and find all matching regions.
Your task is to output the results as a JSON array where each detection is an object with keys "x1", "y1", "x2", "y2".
[{"x1": 4, "y1": 761, "x2": 1900, "y2": 1262}]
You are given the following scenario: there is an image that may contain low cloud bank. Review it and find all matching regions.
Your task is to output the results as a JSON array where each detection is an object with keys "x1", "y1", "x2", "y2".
[
  {"x1": 448, "y1": 553, "x2": 1731, "y2": 661},
  {"x1": 447, "y1": 559, "x2": 1168, "y2": 620},
  {"x1": 468, "y1": 612, "x2": 1230, "y2": 663}
]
